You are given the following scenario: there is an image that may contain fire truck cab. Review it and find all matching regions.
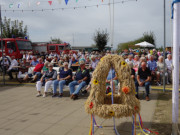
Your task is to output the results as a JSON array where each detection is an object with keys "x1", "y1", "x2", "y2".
[
  {"x1": 0, "y1": 38, "x2": 32, "y2": 59},
  {"x1": 47, "y1": 43, "x2": 71, "y2": 54}
]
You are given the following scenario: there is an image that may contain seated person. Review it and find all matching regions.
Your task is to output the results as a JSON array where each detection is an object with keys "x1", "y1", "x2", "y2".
[
  {"x1": 52, "y1": 62, "x2": 72, "y2": 97},
  {"x1": 127, "y1": 61, "x2": 135, "y2": 80},
  {"x1": 165, "y1": 54, "x2": 172, "y2": 83},
  {"x1": 36, "y1": 63, "x2": 57, "y2": 97},
  {"x1": 17, "y1": 58, "x2": 30, "y2": 80},
  {"x1": 51, "y1": 56, "x2": 58, "y2": 67},
  {"x1": 147, "y1": 55, "x2": 157, "y2": 84},
  {"x1": 23, "y1": 58, "x2": 44, "y2": 82},
  {"x1": 106, "y1": 68, "x2": 118, "y2": 93},
  {"x1": 135, "y1": 62, "x2": 151, "y2": 101},
  {"x1": 156, "y1": 56, "x2": 169, "y2": 84},
  {"x1": 89, "y1": 55, "x2": 99, "y2": 71},
  {"x1": 1, "y1": 57, "x2": 10, "y2": 75},
  {"x1": 69, "y1": 56, "x2": 78, "y2": 71},
  {"x1": 30, "y1": 56, "x2": 39, "y2": 67},
  {"x1": 125, "y1": 54, "x2": 134, "y2": 64},
  {"x1": 7, "y1": 56, "x2": 18, "y2": 80},
  {"x1": 69, "y1": 59, "x2": 90, "y2": 100},
  {"x1": 41, "y1": 61, "x2": 49, "y2": 74}
]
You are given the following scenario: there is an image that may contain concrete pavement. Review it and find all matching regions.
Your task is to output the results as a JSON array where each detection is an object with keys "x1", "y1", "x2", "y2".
[{"x1": 0, "y1": 86, "x2": 158, "y2": 135}]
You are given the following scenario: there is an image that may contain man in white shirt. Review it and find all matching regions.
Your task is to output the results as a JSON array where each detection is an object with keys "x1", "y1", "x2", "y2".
[
  {"x1": 7, "y1": 56, "x2": 18, "y2": 80},
  {"x1": 125, "y1": 54, "x2": 134, "y2": 64},
  {"x1": 165, "y1": 54, "x2": 172, "y2": 83}
]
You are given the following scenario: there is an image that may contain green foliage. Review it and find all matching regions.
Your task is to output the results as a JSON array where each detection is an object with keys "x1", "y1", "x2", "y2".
[
  {"x1": 143, "y1": 32, "x2": 155, "y2": 45},
  {"x1": 1, "y1": 17, "x2": 28, "y2": 38},
  {"x1": 93, "y1": 29, "x2": 109, "y2": 52},
  {"x1": 117, "y1": 31, "x2": 156, "y2": 52},
  {"x1": 50, "y1": 37, "x2": 63, "y2": 44}
]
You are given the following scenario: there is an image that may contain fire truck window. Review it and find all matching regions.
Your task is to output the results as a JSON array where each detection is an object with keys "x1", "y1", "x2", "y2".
[
  {"x1": 7, "y1": 42, "x2": 16, "y2": 51},
  {"x1": 59, "y1": 46, "x2": 64, "y2": 50},
  {"x1": 49, "y1": 46, "x2": 55, "y2": 51},
  {"x1": 17, "y1": 41, "x2": 32, "y2": 50},
  {"x1": 0, "y1": 41, "x2": 5, "y2": 49}
]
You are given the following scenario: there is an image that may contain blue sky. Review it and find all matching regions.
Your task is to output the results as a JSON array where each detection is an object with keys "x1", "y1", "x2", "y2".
[{"x1": 1, "y1": 0, "x2": 172, "y2": 49}]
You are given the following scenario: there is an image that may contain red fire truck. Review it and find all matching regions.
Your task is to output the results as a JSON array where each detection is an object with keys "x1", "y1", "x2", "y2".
[
  {"x1": 32, "y1": 43, "x2": 73, "y2": 54},
  {"x1": 0, "y1": 38, "x2": 32, "y2": 59}
]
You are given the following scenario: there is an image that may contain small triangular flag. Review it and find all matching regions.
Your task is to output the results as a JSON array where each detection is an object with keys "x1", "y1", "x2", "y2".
[
  {"x1": 65, "y1": 0, "x2": 69, "y2": 5},
  {"x1": 18, "y1": 4, "x2": 20, "y2": 8},
  {"x1": 37, "y1": 2, "x2": 40, "y2": 6},
  {"x1": 76, "y1": 0, "x2": 78, "y2": 2},
  {"x1": 9, "y1": 4, "x2": 13, "y2": 8},
  {"x1": 48, "y1": 1, "x2": 52, "y2": 5}
]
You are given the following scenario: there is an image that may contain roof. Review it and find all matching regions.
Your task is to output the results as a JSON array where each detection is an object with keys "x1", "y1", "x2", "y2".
[{"x1": 0, "y1": 38, "x2": 30, "y2": 41}]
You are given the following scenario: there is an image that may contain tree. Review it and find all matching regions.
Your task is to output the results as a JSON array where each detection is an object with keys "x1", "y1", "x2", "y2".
[
  {"x1": 1, "y1": 17, "x2": 28, "y2": 38},
  {"x1": 117, "y1": 31, "x2": 156, "y2": 52},
  {"x1": 93, "y1": 29, "x2": 109, "y2": 52},
  {"x1": 50, "y1": 37, "x2": 63, "y2": 44}
]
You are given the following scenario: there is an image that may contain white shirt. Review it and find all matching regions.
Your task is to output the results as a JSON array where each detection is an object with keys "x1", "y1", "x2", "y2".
[
  {"x1": 165, "y1": 58, "x2": 172, "y2": 71},
  {"x1": 1, "y1": 60, "x2": 9, "y2": 66},
  {"x1": 125, "y1": 58, "x2": 134, "y2": 64},
  {"x1": 8, "y1": 59, "x2": 18, "y2": 70}
]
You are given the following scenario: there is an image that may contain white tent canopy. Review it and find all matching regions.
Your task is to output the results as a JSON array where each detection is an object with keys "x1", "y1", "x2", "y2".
[{"x1": 135, "y1": 41, "x2": 154, "y2": 47}]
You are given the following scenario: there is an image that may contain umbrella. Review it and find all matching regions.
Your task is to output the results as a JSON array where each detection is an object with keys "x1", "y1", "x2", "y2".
[{"x1": 135, "y1": 41, "x2": 154, "y2": 47}]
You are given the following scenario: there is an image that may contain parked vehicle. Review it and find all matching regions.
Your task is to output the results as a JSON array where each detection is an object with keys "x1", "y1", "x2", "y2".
[
  {"x1": 0, "y1": 38, "x2": 32, "y2": 59},
  {"x1": 32, "y1": 43, "x2": 73, "y2": 55}
]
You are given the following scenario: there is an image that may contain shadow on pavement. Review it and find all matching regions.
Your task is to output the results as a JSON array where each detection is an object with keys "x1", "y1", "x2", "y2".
[{"x1": 116, "y1": 121, "x2": 175, "y2": 135}]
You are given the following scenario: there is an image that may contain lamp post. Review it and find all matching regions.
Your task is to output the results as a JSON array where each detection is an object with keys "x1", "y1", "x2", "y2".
[
  {"x1": 0, "y1": 5, "x2": 5, "y2": 85},
  {"x1": 162, "y1": 0, "x2": 166, "y2": 92}
]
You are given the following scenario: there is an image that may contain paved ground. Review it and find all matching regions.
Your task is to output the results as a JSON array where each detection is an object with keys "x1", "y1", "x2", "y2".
[{"x1": 0, "y1": 86, "x2": 158, "y2": 135}]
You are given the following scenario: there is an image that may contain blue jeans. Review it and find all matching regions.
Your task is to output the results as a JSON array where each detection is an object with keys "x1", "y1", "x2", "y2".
[
  {"x1": 69, "y1": 81, "x2": 86, "y2": 95},
  {"x1": 28, "y1": 72, "x2": 42, "y2": 81},
  {"x1": 53, "y1": 80, "x2": 66, "y2": 94},
  {"x1": 135, "y1": 79, "x2": 150, "y2": 97}
]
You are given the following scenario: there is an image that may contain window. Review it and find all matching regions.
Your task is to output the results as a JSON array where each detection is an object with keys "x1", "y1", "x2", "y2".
[
  {"x1": 0, "y1": 41, "x2": 5, "y2": 50},
  {"x1": 7, "y1": 41, "x2": 16, "y2": 51},
  {"x1": 59, "y1": 46, "x2": 64, "y2": 50},
  {"x1": 49, "y1": 46, "x2": 55, "y2": 51},
  {"x1": 16, "y1": 40, "x2": 32, "y2": 50}
]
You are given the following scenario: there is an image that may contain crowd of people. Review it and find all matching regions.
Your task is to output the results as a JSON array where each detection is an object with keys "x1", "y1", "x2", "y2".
[{"x1": 0, "y1": 48, "x2": 172, "y2": 101}]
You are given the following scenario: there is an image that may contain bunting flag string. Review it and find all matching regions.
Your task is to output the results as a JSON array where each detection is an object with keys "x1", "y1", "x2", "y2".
[
  {"x1": 48, "y1": 1, "x2": 53, "y2": 5},
  {"x1": 2, "y1": 0, "x2": 137, "y2": 12}
]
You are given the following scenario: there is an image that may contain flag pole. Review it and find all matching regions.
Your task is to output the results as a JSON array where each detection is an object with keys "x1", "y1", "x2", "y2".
[
  {"x1": 172, "y1": 1, "x2": 180, "y2": 135},
  {"x1": 163, "y1": 0, "x2": 166, "y2": 92}
]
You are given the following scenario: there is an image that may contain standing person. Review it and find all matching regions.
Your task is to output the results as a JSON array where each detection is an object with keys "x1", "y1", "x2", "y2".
[
  {"x1": 135, "y1": 62, "x2": 151, "y2": 101},
  {"x1": 36, "y1": 63, "x2": 57, "y2": 97},
  {"x1": 52, "y1": 62, "x2": 72, "y2": 97},
  {"x1": 7, "y1": 56, "x2": 18, "y2": 80},
  {"x1": 69, "y1": 59, "x2": 90, "y2": 100},
  {"x1": 165, "y1": 54, "x2": 172, "y2": 83}
]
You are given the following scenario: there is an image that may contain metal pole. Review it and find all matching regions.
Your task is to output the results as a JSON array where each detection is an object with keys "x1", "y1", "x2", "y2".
[
  {"x1": 163, "y1": 0, "x2": 166, "y2": 92},
  {"x1": 0, "y1": 5, "x2": 5, "y2": 85},
  {"x1": 172, "y1": 2, "x2": 180, "y2": 135}
]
